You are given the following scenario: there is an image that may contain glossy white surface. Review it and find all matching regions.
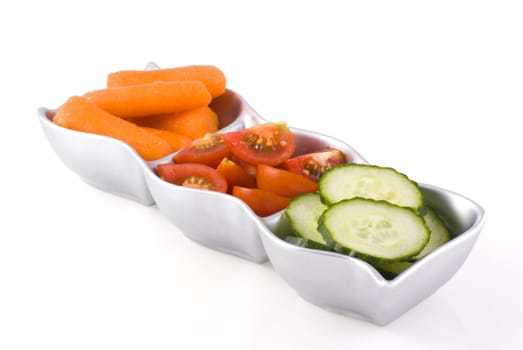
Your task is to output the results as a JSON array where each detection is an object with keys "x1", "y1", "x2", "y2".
[{"x1": 2, "y1": 1, "x2": 523, "y2": 349}]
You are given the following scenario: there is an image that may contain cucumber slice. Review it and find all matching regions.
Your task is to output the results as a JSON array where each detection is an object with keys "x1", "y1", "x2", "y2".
[
  {"x1": 284, "y1": 236, "x2": 332, "y2": 251},
  {"x1": 319, "y1": 164, "x2": 423, "y2": 210},
  {"x1": 285, "y1": 192, "x2": 328, "y2": 245},
  {"x1": 372, "y1": 261, "x2": 413, "y2": 279},
  {"x1": 412, "y1": 207, "x2": 450, "y2": 260},
  {"x1": 370, "y1": 209, "x2": 450, "y2": 278},
  {"x1": 318, "y1": 198, "x2": 429, "y2": 262}
]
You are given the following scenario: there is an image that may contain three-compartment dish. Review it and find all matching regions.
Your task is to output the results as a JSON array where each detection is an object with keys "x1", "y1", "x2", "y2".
[{"x1": 38, "y1": 63, "x2": 485, "y2": 325}]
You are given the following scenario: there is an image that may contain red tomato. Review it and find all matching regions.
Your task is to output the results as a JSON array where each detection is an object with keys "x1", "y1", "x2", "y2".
[
  {"x1": 232, "y1": 186, "x2": 290, "y2": 217},
  {"x1": 283, "y1": 148, "x2": 346, "y2": 182},
  {"x1": 229, "y1": 155, "x2": 257, "y2": 178},
  {"x1": 256, "y1": 164, "x2": 318, "y2": 197},
  {"x1": 173, "y1": 133, "x2": 231, "y2": 168},
  {"x1": 216, "y1": 157, "x2": 257, "y2": 191},
  {"x1": 157, "y1": 163, "x2": 227, "y2": 193},
  {"x1": 223, "y1": 122, "x2": 295, "y2": 166}
]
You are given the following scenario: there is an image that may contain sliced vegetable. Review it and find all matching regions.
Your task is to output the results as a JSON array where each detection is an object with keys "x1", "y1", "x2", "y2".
[
  {"x1": 256, "y1": 164, "x2": 318, "y2": 198},
  {"x1": 371, "y1": 261, "x2": 413, "y2": 279},
  {"x1": 216, "y1": 157, "x2": 257, "y2": 191},
  {"x1": 232, "y1": 186, "x2": 290, "y2": 217},
  {"x1": 318, "y1": 198, "x2": 429, "y2": 262},
  {"x1": 284, "y1": 236, "x2": 331, "y2": 251},
  {"x1": 223, "y1": 122, "x2": 296, "y2": 166},
  {"x1": 157, "y1": 163, "x2": 227, "y2": 193},
  {"x1": 412, "y1": 207, "x2": 450, "y2": 260},
  {"x1": 229, "y1": 155, "x2": 257, "y2": 178},
  {"x1": 371, "y1": 208, "x2": 450, "y2": 277},
  {"x1": 319, "y1": 163, "x2": 423, "y2": 210},
  {"x1": 173, "y1": 133, "x2": 231, "y2": 168},
  {"x1": 285, "y1": 193, "x2": 328, "y2": 245},
  {"x1": 284, "y1": 148, "x2": 346, "y2": 182}
]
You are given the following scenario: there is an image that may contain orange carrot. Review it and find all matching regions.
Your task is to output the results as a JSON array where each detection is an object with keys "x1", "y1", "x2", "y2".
[
  {"x1": 130, "y1": 106, "x2": 219, "y2": 139},
  {"x1": 53, "y1": 96, "x2": 174, "y2": 160},
  {"x1": 107, "y1": 65, "x2": 226, "y2": 98},
  {"x1": 142, "y1": 127, "x2": 192, "y2": 151},
  {"x1": 84, "y1": 80, "x2": 211, "y2": 118}
]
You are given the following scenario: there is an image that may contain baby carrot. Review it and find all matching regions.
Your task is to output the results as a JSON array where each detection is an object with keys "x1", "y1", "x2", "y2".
[
  {"x1": 84, "y1": 80, "x2": 212, "y2": 118},
  {"x1": 53, "y1": 96, "x2": 174, "y2": 160},
  {"x1": 130, "y1": 106, "x2": 219, "y2": 139},
  {"x1": 141, "y1": 127, "x2": 192, "y2": 151},
  {"x1": 107, "y1": 65, "x2": 227, "y2": 98}
]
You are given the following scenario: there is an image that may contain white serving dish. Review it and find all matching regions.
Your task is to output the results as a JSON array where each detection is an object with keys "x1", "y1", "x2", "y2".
[{"x1": 38, "y1": 63, "x2": 485, "y2": 324}]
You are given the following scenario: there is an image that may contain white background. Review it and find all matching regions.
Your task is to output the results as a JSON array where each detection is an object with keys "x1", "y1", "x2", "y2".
[{"x1": 1, "y1": 1, "x2": 522, "y2": 349}]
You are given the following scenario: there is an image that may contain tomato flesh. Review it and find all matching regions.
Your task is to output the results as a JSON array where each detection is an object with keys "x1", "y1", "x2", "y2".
[
  {"x1": 229, "y1": 155, "x2": 257, "y2": 178},
  {"x1": 216, "y1": 158, "x2": 256, "y2": 191},
  {"x1": 157, "y1": 163, "x2": 227, "y2": 193},
  {"x1": 283, "y1": 148, "x2": 346, "y2": 182},
  {"x1": 232, "y1": 186, "x2": 290, "y2": 217},
  {"x1": 256, "y1": 164, "x2": 318, "y2": 198},
  {"x1": 223, "y1": 123, "x2": 295, "y2": 166},
  {"x1": 173, "y1": 133, "x2": 231, "y2": 168}
]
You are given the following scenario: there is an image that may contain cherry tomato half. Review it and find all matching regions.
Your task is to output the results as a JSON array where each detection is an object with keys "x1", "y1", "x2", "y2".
[
  {"x1": 216, "y1": 158, "x2": 257, "y2": 191},
  {"x1": 256, "y1": 164, "x2": 318, "y2": 198},
  {"x1": 173, "y1": 133, "x2": 231, "y2": 168},
  {"x1": 229, "y1": 155, "x2": 257, "y2": 178},
  {"x1": 283, "y1": 148, "x2": 346, "y2": 182},
  {"x1": 232, "y1": 186, "x2": 290, "y2": 217},
  {"x1": 223, "y1": 122, "x2": 296, "y2": 166},
  {"x1": 157, "y1": 163, "x2": 227, "y2": 193}
]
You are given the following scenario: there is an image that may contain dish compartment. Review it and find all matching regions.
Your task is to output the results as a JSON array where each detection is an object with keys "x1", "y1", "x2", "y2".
[{"x1": 260, "y1": 183, "x2": 485, "y2": 325}]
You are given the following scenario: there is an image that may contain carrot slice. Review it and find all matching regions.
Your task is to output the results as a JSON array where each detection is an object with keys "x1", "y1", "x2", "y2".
[
  {"x1": 53, "y1": 96, "x2": 174, "y2": 160},
  {"x1": 130, "y1": 106, "x2": 219, "y2": 139},
  {"x1": 142, "y1": 127, "x2": 192, "y2": 152},
  {"x1": 84, "y1": 80, "x2": 211, "y2": 118},
  {"x1": 107, "y1": 65, "x2": 227, "y2": 98}
]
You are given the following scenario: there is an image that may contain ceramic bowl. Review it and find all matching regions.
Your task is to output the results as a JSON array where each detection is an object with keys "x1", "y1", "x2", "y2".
[{"x1": 260, "y1": 183, "x2": 486, "y2": 325}]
